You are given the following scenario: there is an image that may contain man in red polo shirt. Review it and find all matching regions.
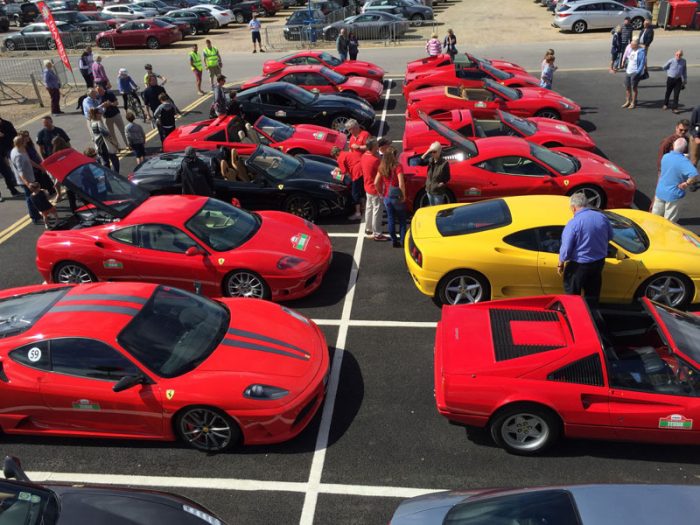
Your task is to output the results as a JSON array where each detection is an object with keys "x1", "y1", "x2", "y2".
[
  {"x1": 361, "y1": 137, "x2": 388, "y2": 241},
  {"x1": 345, "y1": 119, "x2": 369, "y2": 221}
]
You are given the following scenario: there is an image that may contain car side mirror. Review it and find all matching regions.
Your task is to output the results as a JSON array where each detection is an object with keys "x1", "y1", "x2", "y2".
[
  {"x1": 311, "y1": 88, "x2": 320, "y2": 94},
  {"x1": 116, "y1": 27, "x2": 122, "y2": 32},
  {"x1": 3, "y1": 456, "x2": 30, "y2": 482},
  {"x1": 231, "y1": 197, "x2": 241, "y2": 207},
  {"x1": 616, "y1": 250, "x2": 627, "y2": 261},
  {"x1": 185, "y1": 246, "x2": 204, "y2": 256},
  {"x1": 113, "y1": 374, "x2": 146, "y2": 393}
]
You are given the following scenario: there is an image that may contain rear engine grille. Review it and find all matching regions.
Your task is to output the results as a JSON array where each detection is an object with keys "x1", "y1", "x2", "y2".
[
  {"x1": 548, "y1": 354, "x2": 604, "y2": 386},
  {"x1": 490, "y1": 309, "x2": 562, "y2": 362}
]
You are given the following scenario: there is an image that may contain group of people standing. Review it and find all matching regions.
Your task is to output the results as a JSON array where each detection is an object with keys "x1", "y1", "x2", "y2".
[
  {"x1": 336, "y1": 28, "x2": 360, "y2": 62},
  {"x1": 425, "y1": 29, "x2": 458, "y2": 61}
]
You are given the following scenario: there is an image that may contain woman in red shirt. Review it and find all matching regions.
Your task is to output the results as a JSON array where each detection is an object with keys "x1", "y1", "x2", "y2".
[
  {"x1": 346, "y1": 119, "x2": 369, "y2": 221},
  {"x1": 374, "y1": 147, "x2": 406, "y2": 247}
]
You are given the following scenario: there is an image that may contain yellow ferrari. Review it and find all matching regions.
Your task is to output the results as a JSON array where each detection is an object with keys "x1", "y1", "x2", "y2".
[{"x1": 405, "y1": 195, "x2": 700, "y2": 308}]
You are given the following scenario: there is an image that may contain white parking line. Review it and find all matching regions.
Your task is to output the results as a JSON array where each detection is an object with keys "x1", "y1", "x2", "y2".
[
  {"x1": 313, "y1": 319, "x2": 437, "y2": 328},
  {"x1": 299, "y1": 80, "x2": 393, "y2": 525},
  {"x1": 384, "y1": 113, "x2": 407, "y2": 117},
  {"x1": 328, "y1": 232, "x2": 361, "y2": 238}
]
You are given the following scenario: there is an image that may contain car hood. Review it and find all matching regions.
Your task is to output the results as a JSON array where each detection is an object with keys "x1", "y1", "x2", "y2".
[
  {"x1": 342, "y1": 60, "x2": 382, "y2": 73},
  {"x1": 554, "y1": 147, "x2": 633, "y2": 182},
  {"x1": 291, "y1": 124, "x2": 347, "y2": 149},
  {"x1": 342, "y1": 75, "x2": 383, "y2": 94},
  {"x1": 519, "y1": 87, "x2": 578, "y2": 107},
  {"x1": 407, "y1": 85, "x2": 446, "y2": 105},
  {"x1": 390, "y1": 490, "x2": 494, "y2": 524},
  {"x1": 53, "y1": 486, "x2": 224, "y2": 525},
  {"x1": 616, "y1": 209, "x2": 700, "y2": 258},
  {"x1": 290, "y1": 157, "x2": 343, "y2": 185},
  {"x1": 529, "y1": 118, "x2": 595, "y2": 145},
  {"x1": 312, "y1": 93, "x2": 374, "y2": 114}
]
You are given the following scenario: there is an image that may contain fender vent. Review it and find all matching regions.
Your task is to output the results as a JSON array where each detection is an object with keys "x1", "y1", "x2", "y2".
[
  {"x1": 490, "y1": 309, "x2": 561, "y2": 361},
  {"x1": 548, "y1": 354, "x2": 604, "y2": 386}
]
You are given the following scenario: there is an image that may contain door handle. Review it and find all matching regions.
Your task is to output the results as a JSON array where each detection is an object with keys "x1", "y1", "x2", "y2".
[{"x1": 95, "y1": 241, "x2": 104, "y2": 248}]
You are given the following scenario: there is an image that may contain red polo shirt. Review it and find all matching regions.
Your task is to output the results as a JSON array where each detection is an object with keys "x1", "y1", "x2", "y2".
[
  {"x1": 347, "y1": 130, "x2": 369, "y2": 181},
  {"x1": 361, "y1": 151, "x2": 380, "y2": 195}
]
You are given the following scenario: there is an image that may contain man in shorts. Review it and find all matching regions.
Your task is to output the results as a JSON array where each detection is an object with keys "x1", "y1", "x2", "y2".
[
  {"x1": 248, "y1": 14, "x2": 264, "y2": 53},
  {"x1": 622, "y1": 38, "x2": 646, "y2": 110}
]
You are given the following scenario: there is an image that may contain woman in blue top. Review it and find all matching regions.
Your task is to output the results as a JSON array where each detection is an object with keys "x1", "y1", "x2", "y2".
[{"x1": 117, "y1": 68, "x2": 139, "y2": 111}]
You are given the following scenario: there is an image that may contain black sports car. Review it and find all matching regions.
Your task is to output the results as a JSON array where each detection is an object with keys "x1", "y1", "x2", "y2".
[
  {"x1": 130, "y1": 145, "x2": 351, "y2": 222},
  {"x1": 0, "y1": 455, "x2": 227, "y2": 525},
  {"x1": 235, "y1": 81, "x2": 376, "y2": 133}
]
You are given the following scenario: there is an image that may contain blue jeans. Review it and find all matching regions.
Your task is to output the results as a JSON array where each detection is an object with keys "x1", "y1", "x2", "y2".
[
  {"x1": 383, "y1": 196, "x2": 406, "y2": 244},
  {"x1": 338, "y1": 52, "x2": 347, "y2": 62},
  {"x1": 22, "y1": 185, "x2": 40, "y2": 222},
  {"x1": 427, "y1": 192, "x2": 446, "y2": 206}
]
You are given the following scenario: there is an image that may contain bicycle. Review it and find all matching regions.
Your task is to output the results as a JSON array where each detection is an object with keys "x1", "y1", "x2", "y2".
[{"x1": 124, "y1": 91, "x2": 147, "y2": 123}]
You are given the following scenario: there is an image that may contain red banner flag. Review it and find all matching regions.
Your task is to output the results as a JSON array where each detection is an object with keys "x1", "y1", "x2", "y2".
[{"x1": 36, "y1": 1, "x2": 72, "y2": 72}]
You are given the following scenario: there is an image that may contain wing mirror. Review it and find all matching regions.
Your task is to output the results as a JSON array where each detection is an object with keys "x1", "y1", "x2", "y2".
[
  {"x1": 185, "y1": 246, "x2": 205, "y2": 256},
  {"x1": 3, "y1": 456, "x2": 30, "y2": 482},
  {"x1": 616, "y1": 250, "x2": 627, "y2": 261},
  {"x1": 231, "y1": 197, "x2": 241, "y2": 207},
  {"x1": 311, "y1": 88, "x2": 320, "y2": 94},
  {"x1": 113, "y1": 374, "x2": 146, "y2": 393}
]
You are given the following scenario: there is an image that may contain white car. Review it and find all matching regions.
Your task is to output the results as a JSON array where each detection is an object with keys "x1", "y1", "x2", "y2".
[
  {"x1": 101, "y1": 5, "x2": 146, "y2": 19},
  {"x1": 193, "y1": 4, "x2": 234, "y2": 27},
  {"x1": 553, "y1": 0, "x2": 650, "y2": 33},
  {"x1": 130, "y1": 4, "x2": 160, "y2": 17}
]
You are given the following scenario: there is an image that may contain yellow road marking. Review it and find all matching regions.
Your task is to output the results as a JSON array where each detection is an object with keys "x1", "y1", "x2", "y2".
[{"x1": 0, "y1": 215, "x2": 32, "y2": 245}]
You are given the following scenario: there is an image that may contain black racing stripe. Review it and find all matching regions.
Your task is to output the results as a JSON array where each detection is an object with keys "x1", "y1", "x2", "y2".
[
  {"x1": 222, "y1": 338, "x2": 309, "y2": 361},
  {"x1": 49, "y1": 305, "x2": 139, "y2": 316},
  {"x1": 59, "y1": 294, "x2": 148, "y2": 304},
  {"x1": 227, "y1": 328, "x2": 310, "y2": 357}
]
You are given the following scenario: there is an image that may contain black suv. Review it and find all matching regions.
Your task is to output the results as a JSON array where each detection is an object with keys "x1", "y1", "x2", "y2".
[
  {"x1": 283, "y1": 8, "x2": 325, "y2": 40},
  {"x1": 4, "y1": 1, "x2": 39, "y2": 27}
]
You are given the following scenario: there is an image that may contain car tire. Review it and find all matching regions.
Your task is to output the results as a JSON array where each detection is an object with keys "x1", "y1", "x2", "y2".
[
  {"x1": 436, "y1": 270, "x2": 490, "y2": 305},
  {"x1": 174, "y1": 405, "x2": 241, "y2": 452},
  {"x1": 571, "y1": 20, "x2": 587, "y2": 33},
  {"x1": 4, "y1": 39, "x2": 15, "y2": 51},
  {"x1": 190, "y1": 25, "x2": 198, "y2": 36},
  {"x1": 52, "y1": 261, "x2": 97, "y2": 285},
  {"x1": 223, "y1": 269, "x2": 271, "y2": 299},
  {"x1": 631, "y1": 16, "x2": 644, "y2": 30},
  {"x1": 329, "y1": 114, "x2": 352, "y2": 132},
  {"x1": 286, "y1": 148, "x2": 308, "y2": 155},
  {"x1": 46, "y1": 38, "x2": 57, "y2": 50},
  {"x1": 409, "y1": 13, "x2": 424, "y2": 26},
  {"x1": 146, "y1": 37, "x2": 160, "y2": 49},
  {"x1": 97, "y1": 38, "x2": 112, "y2": 49},
  {"x1": 234, "y1": 12, "x2": 245, "y2": 23},
  {"x1": 534, "y1": 108, "x2": 561, "y2": 120},
  {"x1": 413, "y1": 188, "x2": 454, "y2": 211},
  {"x1": 635, "y1": 272, "x2": 693, "y2": 309},
  {"x1": 567, "y1": 184, "x2": 606, "y2": 209},
  {"x1": 213, "y1": 19, "x2": 220, "y2": 28},
  {"x1": 284, "y1": 193, "x2": 319, "y2": 222},
  {"x1": 489, "y1": 403, "x2": 561, "y2": 456}
]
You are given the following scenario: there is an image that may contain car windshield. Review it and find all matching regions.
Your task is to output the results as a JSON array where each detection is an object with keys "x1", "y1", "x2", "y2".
[
  {"x1": 255, "y1": 116, "x2": 294, "y2": 142},
  {"x1": 652, "y1": 303, "x2": 700, "y2": 364},
  {"x1": 604, "y1": 211, "x2": 649, "y2": 254},
  {"x1": 500, "y1": 110, "x2": 536, "y2": 136},
  {"x1": 0, "y1": 481, "x2": 58, "y2": 525},
  {"x1": 0, "y1": 288, "x2": 69, "y2": 338},
  {"x1": 247, "y1": 145, "x2": 301, "y2": 181},
  {"x1": 63, "y1": 162, "x2": 150, "y2": 219},
  {"x1": 320, "y1": 66, "x2": 346, "y2": 84},
  {"x1": 478, "y1": 60, "x2": 511, "y2": 81},
  {"x1": 485, "y1": 78, "x2": 520, "y2": 100},
  {"x1": 420, "y1": 111, "x2": 478, "y2": 157},
  {"x1": 529, "y1": 143, "x2": 577, "y2": 175},
  {"x1": 185, "y1": 198, "x2": 260, "y2": 252},
  {"x1": 319, "y1": 51, "x2": 341, "y2": 66},
  {"x1": 118, "y1": 286, "x2": 229, "y2": 378},
  {"x1": 445, "y1": 490, "x2": 581, "y2": 525},
  {"x1": 152, "y1": 19, "x2": 170, "y2": 26},
  {"x1": 436, "y1": 199, "x2": 511, "y2": 237},
  {"x1": 284, "y1": 84, "x2": 316, "y2": 105}
]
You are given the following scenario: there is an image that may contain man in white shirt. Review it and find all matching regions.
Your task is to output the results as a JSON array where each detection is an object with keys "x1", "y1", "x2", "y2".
[
  {"x1": 248, "y1": 14, "x2": 264, "y2": 54},
  {"x1": 622, "y1": 38, "x2": 646, "y2": 110}
]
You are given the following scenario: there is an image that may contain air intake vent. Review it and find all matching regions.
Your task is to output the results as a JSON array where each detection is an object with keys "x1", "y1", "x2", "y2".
[
  {"x1": 490, "y1": 309, "x2": 561, "y2": 361},
  {"x1": 548, "y1": 354, "x2": 604, "y2": 386}
]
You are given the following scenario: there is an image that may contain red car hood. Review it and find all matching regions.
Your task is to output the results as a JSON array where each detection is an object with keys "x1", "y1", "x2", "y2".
[
  {"x1": 530, "y1": 118, "x2": 593, "y2": 141},
  {"x1": 554, "y1": 147, "x2": 633, "y2": 182},
  {"x1": 291, "y1": 124, "x2": 347, "y2": 148},
  {"x1": 518, "y1": 87, "x2": 578, "y2": 107},
  {"x1": 341, "y1": 59, "x2": 383, "y2": 73},
  {"x1": 407, "y1": 85, "x2": 448, "y2": 105},
  {"x1": 406, "y1": 54, "x2": 451, "y2": 73},
  {"x1": 488, "y1": 59, "x2": 527, "y2": 73}
]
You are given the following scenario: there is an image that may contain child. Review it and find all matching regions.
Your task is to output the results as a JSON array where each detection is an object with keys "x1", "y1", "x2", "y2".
[
  {"x1": 125, "y1": 110, "x2": 146, "y2": 164},
  {"x1": 29, "y1": 182, "x2": 58, "y2": 229},
  {"x1": 540, "y1": 55, "x2": 557, "y2": 90}
]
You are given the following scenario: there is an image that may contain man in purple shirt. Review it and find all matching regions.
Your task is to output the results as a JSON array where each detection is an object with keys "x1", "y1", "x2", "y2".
[{"x1": 558, "y1": 192, "x2": 614, "y2": 306}]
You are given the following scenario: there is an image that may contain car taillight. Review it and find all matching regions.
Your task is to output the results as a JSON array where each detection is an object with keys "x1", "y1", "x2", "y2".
[
  {"x1": 557, "y1": 13, "x2": 570, "y2": 17},
  {"x1": 408, "y1": 234, "x2": 422, "y2": 267}
]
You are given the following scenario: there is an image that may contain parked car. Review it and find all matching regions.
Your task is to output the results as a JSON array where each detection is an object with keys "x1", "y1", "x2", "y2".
[
  {"x1": 322, "y1": 11, "x2": 408, "y2": 40},
  {"x1": 101, "y1": 4, "x2": 147, "y2": 19},
  {"x1": 553, "y1": 0, "x2": 650, "y2": 33},
  {"x1": 96, "y1": 18, "x2": 181, "y2": 49},
  {"x1": 81, "y1": 10, "x2": 129, "y2": 27},
  {"x1": 201, "y1": 0, "x2": 262, "y2": 22},
  {"x1": 310, "y1": 0, "x2": 342, "y2": 15},
  {"x1": 42, "y1": 10, "x2": 110, "y2": 32},
  {"x1": 133, "y1": 0, "x2": 173, "y2": 14},
  {"x1": 283, "y1": 8, "x2": 325, "y2": 40},
  {"x1": 0, "y1": 7, "x2": 12, "y2": 31},
  {"x1": 155, "y1": 14, "x2": 191, "y2": 35},
  {"x1": 193, "y1": 3, "x2": 233, "y2": 26},
  {"x1": 0, "y1": 456, "x2": 230, "y2": 524},
  {"x1": 362, "y1": 0, "x2": 433, "y2": 26},
  {"x1": 3, "y1": 21, "x2": 81, "y2": 50},
  {"x1": 164, "y1": 8, "x2": 215, "y2": 32},
  {"x1": 130, "y1": 3, "x2": 160, "y2": 16},
  {"x1": 4, "y1": 1, "x2": 39, "y2": 26},
  {"x1": 263, "y1": 51, "x2": 385, "y2": 83}
]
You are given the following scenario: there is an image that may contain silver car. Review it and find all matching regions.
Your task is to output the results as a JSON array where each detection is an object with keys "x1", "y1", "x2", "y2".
[
  {"x1": 553, "y1": 0, "x2": 650, "y2": 33},
  {"x1": 390, "y1": 485, "x2": 700, "y2": 525}
]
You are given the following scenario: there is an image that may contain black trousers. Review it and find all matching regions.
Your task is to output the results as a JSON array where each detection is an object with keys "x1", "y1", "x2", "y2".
[
  {"x1": 80, "y1": 68, "x2": 94, "y2": 88},
  {"x1": 664, "y1": 76, "x2": 683, "y2": 109},
  {"x1": 563, "y1": 259, "x2": 605, "y2": 307},
  {"x1": 0, "y1": 156, "x2": 17, "y2": 193}
]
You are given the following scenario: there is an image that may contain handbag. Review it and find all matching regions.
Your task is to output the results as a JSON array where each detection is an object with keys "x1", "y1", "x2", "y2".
[{"x1": 640, "y1": 68, "x2": 649, "y2": 81}]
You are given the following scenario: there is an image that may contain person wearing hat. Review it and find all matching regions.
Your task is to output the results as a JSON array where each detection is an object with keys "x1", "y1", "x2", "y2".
[
  {"x1": 143, "y1": 64, "x2": 167, "y2": 87},
  {"x1": 178, "y1": 146, "x2": 213, "y2": 197},
  {"x1": 345, "y1": 118, "x2": 369, "y2": 220},
  {"x1": 117, "y1": 68, "x2": 139, "y2": 111},
  {"x1": 213, "y1": 74, "x2": 228, "y2": 117},
  {"x1": 202, "y1": 39, "x2": 222, "y2": 88},
  {"x1": 422, "y1": 141, "x2": 450, "y2": 205}
]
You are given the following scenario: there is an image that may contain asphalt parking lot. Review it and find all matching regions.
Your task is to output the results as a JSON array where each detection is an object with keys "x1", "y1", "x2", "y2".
[{"x1": 0, "y1": 67, "x2": 699, "y2": 524}]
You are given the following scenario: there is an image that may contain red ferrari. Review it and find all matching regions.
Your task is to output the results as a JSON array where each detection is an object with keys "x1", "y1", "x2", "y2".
[
  {"x1": 164, "y1": 115, "x2": 347, "y2": 156},
  {"x1": 406, "y1": 53, "x2": 528, "y2": 77},
  {"x1": 241, "y1": 65, "x2": 384, "y2": 106},
  {"x1": 407, "y1": 79, "x2": 581, "y2": 123},
  {"x1": 37, "y1": 150, "x2": 333, "y2": 302},
  {"x1": 435, "y1": 294, "x2": 700, "y2": 455},
  {"x1": 262, "y1": 50, "x2": 385, "y2": 83},
  {"x1": 403, "y1": 110, "x2": 596, "y2": 152},
  {"x1": 403, "y1": 55, "x2": 540, "y2": 97},
  {"x1": 401, "y1": 113, "x2": 635, "y2": 211},
  {"x1": 0, "y1": 282, "x2": 329, "y2": 451}
]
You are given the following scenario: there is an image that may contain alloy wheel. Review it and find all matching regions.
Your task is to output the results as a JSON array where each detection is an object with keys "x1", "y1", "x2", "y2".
[
  {"x1": 643, "y1": 275, "x2": 688, "y2": 307},
  {"x1": 500, "y1": 413, "x2": 550, "y2": 452},
  {"x1": 443, "y1": 274, "x2": 484, "y2": 304},
  {"x1": 178, "y1": 407, "x2": 234, "y2": 452},
  {"x1": 225, "y1": 271, "x2": 265, "y2": 298},
  {"x1": 55, "y1": 263, "x2": 94, "y2": 284}
]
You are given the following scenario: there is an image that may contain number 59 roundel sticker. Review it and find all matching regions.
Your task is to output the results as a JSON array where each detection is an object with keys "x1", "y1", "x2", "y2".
[{"x1": 28, "y1": 347, "x2": 42, "y2": 362}]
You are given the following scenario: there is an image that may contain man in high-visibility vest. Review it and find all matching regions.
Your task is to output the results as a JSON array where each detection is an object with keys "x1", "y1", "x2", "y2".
[
  {"x1": 202, "y1": 39, "x2": 222, "y2": 88},
  {"x1": 189, "y1": 44, "x2": 205, "y2": 96}
]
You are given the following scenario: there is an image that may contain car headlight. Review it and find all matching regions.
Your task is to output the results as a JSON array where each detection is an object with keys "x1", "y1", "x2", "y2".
[
  {"x1": 182, "y1": 505, "x2": 222, "y2": 525},
  {"x1": 277, "y1": 255, "x2": 305, "y2": 270},
  {"x1": 243, "y1": 384, "x2": 289, "y2": 400},
  {"x1": 558, "y1": 101, "x2": 573, "y2": 110},
  {"x1": 282, "y1": 306, "x2": 310, "y2": 324},
  {"x1": 603, "y1": 175, "x2": 632, "y2": 186}
]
